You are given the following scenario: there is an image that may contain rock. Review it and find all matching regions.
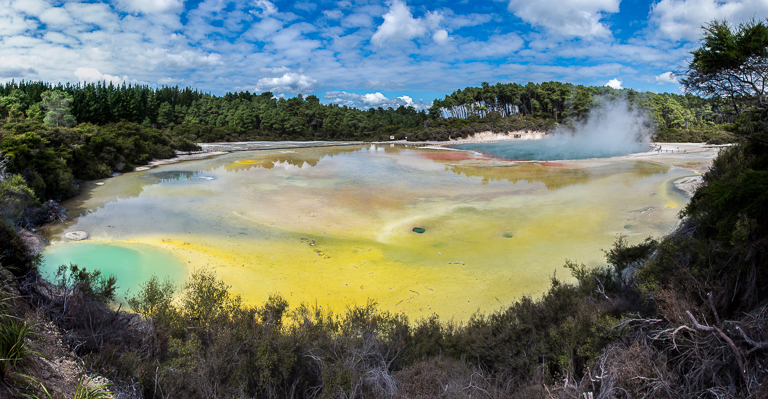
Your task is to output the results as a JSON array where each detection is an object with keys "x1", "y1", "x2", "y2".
[
  {"x1": 64, "y1": 231, "x2": 89, "y2": 241},
  {"x1": 674, "y1": 175, "x2": 704, "y2": 198}
]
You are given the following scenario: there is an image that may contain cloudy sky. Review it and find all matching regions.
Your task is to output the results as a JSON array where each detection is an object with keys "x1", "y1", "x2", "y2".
[{"x1": 1, "y1": 0, "x2": 767, "y2": 110}]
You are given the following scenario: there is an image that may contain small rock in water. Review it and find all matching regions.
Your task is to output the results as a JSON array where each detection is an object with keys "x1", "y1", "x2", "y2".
[
  {"x1": 412, "y1": 227, "x2": 425, "y2": 234},
  {"x1": 64, "y1": 231, "x2": 89, "y2": 241}
]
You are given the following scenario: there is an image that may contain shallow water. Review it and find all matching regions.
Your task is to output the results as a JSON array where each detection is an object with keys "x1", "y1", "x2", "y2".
[
  {"x1": 42, "y1": 144, "x2": 690, "y2": 319},
  {"x1": 454, "y1": 138, "x2": 649, "y2": 161}
]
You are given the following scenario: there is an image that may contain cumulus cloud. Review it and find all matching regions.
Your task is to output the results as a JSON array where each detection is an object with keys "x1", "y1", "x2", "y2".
[
  {"x1": 507, "y1": 0, "x2": 619, "y2": 38},
  {"x1": 115, "y1": 0, "x2": 185, "y2": 14},
  {"x1": 433, "y1": 29, "x2": 449, "y2": 44},
  {"x1": 649, "y1": 0, "x2": 768, "y2": 41},
  {"x1": 253, "y1": 0, "x2": 278, "y2": 17},
  {"x1": 371, "y1": 0, "x2": 442, "y2": 45},
  {"x1": 256, "y1": 72, "x2": 317, "y2": 94},
  {"x1": 605, "y1": 78, "x2": 622, "y2": 89},
  {"x1": 74, "y1": 67, "x2": 128, "y2": 85},
  {"x1": 0, "y1": 12, "x2": 37, "y2": 35},
  {"x1": 324, "y1": 91, "x2": 428, "y2": 110},
  {"x1": 655, "y1": 71, "x2": 678, "y2": 84},
  {"x1": 363, "y1": 92, "x2": 389, "y2": 106},
  {"x1": 9, "y1": 0, "x2": 50, "y2": 16}
]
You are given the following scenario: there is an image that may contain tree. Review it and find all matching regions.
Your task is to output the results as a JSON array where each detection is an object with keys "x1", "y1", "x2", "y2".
[
  {"x1": 40, "y1": 90, "x2": 77, "y2": 127},
  {"x1": 25, "y1": 103, "x2": 44, "y2": 122},
  {"x1": 682, "y1": 19, "x2": 768, "y2": 114}
]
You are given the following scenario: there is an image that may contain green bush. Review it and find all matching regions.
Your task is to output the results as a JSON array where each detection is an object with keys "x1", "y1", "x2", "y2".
[
  {"x1": 0, "y1": 222, "x2": 38, "y2": 277},
  {"x1": 55, "y1": 264, "x2": 117, "y2": 305},
  {"x1": 0, "y1": 174, "x2": 37, "y2": 225}
]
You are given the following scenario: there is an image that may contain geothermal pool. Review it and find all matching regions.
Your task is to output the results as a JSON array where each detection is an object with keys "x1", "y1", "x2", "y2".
[{"x1": 42, "y1": 144, "x2": 691, "y2": 319}]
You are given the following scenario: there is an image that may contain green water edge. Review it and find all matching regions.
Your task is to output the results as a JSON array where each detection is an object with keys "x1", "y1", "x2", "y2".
[{"x1": 41, "y1": 241, "x2": 188, "y2": 305}]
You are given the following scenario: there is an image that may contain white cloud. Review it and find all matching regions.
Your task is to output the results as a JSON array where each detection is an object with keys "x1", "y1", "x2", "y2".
[
  {"x1": 253, "y1": 0, "x2": 278, "y2": 17},
  {"x1": 605, "y1": 78, "x2": 623, "y2": 89},
  {"x1": 38, "y1": 7, "x2": 73, "y2": 26},
  {"x1": 342, "y1": 13, "x2": 374, "y2": 28},
  {"x1": 256, "y1": 72, "x2": 317, "y2": 93},
  {"x1": 10, "y1": 0, "x2": 50, "y2": 16},
  {"x1": 323, "y1": 10, "x2": 344, "y2": 19},
  {"x1": 74, "y1": 67, "x2": 127, "y2": 85},
  {"x1": 152, "y1": 49, "x2": 224, "y2": 68},
  {"x1": 0, "y1": 12, "x2": 36, "y2": 36},
  {"x1": 649, "y1": 0, "x2": 768, "y2": 41},
  {"x1": 324, "y1": 91, "x2": 428, "y2": 109},
  {"x1": 397, "y1": 95, "x2": 415, "y2": 107},
  {"x1": 115, "y1": 0, "x2": 185, "y2": 14},
  {"x1": 507, "y1": 0, "x2": 619, "y2": 38},
  {"x1": 655, "y1": 71, "x2": 678, "y2": 84},
  {"x1": 371, "y1": 0, "x2": 442, "y2": 46},
  {"x1": 458, "y1": 33, "x2": 524, "y2": 58},
  {"x1": 261, "y1": 66, "x2": 290, "y2": 74},
  {"x1": 433, "y1": 29, "x2": 449, "y2": 44},
  {"x1": 363, "y1": 92, "x2": 389, "y2": 106},
  {"x1": 294, "y1": 2, "x2": 316, "y2": 13}
]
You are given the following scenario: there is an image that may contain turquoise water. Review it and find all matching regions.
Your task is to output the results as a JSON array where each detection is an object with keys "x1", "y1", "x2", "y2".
[
  {"x1": 41, "y1": 242, "x2": 187, "y2": 303},
  {"x1": 453, "y1": 139, "x2": 649, "y2": 161}
]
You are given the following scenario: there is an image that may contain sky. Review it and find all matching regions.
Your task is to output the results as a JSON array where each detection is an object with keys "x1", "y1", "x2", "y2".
[{"x1": 1, "y1": 0, "x2": 767, "y2": 110}]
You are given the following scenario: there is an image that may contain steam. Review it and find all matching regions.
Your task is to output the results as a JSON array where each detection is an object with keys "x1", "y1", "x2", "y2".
[
  {"x1": 546, "y1": 97, "x2": 652, "y2": 158},
  {"x1": 456, "y1": 98, "x2": 653, "y2": 161}
]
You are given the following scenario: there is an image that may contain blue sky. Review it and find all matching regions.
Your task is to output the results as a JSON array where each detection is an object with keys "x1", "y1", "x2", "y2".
[{"x1": 1, "y1": 0, "x2": 767, "y2": 110}]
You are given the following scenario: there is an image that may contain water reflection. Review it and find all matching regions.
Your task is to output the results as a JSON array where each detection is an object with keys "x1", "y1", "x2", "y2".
[
  {"x1": 448, "y1": 161, "x2": 670, "y2": 190},
  {"x1": 142, "y1": 170, "x2": 217, "y2": 183},
  {"x1": 224, "y1": 146, "x2": 364, "y2": 172}
]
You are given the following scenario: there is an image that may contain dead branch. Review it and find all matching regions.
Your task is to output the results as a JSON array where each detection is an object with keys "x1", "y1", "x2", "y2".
[
  {"x1": 685, "y1": 310, "x2": 748, "y2": 382},
  {"x1": 735, "y1": 325, "x2": 768, "y2": 355},
  {"x1": 594, "y1": 276, "x2": 614, "y2": 305}
]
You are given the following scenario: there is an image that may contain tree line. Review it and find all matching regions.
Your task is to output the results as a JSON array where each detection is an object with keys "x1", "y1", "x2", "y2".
[{"x1": 1, "y1": 78, "x2": 737, "y2": 144}]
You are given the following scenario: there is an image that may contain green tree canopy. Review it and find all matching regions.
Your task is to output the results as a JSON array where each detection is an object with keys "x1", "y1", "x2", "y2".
[
  {"x1": 41, "y1": 90, "x2": 77, "y2": 127},
  {"x1": 682, "y1": 19, "x2": 768, "y2": 113}
]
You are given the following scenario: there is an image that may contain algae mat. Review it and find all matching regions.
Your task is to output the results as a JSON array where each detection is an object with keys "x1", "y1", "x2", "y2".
[{"x1": 42, "y1": 145, "x2": 690, "y2": 319}]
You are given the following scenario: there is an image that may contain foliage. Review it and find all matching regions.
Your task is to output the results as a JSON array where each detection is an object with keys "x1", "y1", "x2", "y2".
[
  {"x1": 0, "y1": 311, "x2": 37, "y2": 380},
  {"x1": 40, "y1": 90, "x2": 77, "y2": 128},
  {"x1": 126, "y1": 275, "x2": 176, "y2": 322},
  {"x1": 72, "y1": 374, "x2": 113, "y2": 399},
  {"x1": 682, "y1": 19, "x2": 768, "y2": 113},
  {"x1": 0, "y1": 222, "x2": 38, "y2": 277},
  {"x1": 0, "y1": 173, "x2": 37, "y2": 225},
  {"x1": 55, "y1": 264, "x2": 117, "y2": 305}
]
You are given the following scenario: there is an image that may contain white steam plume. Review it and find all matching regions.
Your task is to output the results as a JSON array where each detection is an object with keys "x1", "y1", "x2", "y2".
[{"x1": 545, "y1": 97, "x2": 652, "y2": 158}]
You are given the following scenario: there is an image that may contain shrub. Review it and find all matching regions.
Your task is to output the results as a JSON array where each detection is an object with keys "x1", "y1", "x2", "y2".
[
  {"x1": 54, "y1": 264, "x2": 117, "y2": 305},
  {"x1": 0, "y1": 222, "x2": 38, "y2": 277}
]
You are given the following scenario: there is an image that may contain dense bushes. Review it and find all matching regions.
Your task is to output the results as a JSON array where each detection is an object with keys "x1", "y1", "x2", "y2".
[
  {"x1": 0, "y1": 121, "x2": 198, "y2": 200},
  {"x1": 0, "y1": 222, "x2": 38, "y2": 277}
]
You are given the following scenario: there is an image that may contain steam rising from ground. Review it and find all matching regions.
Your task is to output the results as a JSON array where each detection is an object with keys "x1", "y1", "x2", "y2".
[{"x1": 454, "y1": 98, "x2": 653, "y2": 161}]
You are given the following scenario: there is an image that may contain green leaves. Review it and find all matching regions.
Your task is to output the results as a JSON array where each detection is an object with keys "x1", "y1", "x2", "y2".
[
  {"x1": 683, "y1": 19, "x2": 768, "y2": 112},
  {"x1": 40, "y1": 91, "x2": 77, "y2": 128}
]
